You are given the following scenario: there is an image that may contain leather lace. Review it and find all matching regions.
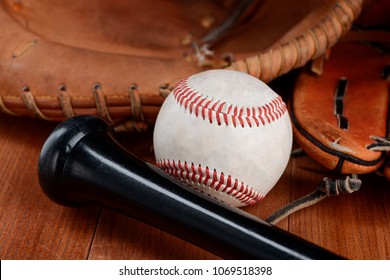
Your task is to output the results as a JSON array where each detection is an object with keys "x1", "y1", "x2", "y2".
[{"x1": 267, "y1": 136, "x2": 390, "y2": 225}]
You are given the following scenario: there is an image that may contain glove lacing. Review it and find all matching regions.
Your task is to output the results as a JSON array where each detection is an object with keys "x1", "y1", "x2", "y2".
[
  {"x1": 266, "y1": 175, "x2": 362, "y2": 225},
  {"x1": 267, "y1": 136, "x2": 390, "y2": 225}
]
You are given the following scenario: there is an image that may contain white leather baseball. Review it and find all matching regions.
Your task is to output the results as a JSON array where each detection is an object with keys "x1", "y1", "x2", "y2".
[{"x1": 153, "y1": 69, "x2": 292, "y2": 207}]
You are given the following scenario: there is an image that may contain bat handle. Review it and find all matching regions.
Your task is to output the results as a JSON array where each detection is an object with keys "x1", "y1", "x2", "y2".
[{"x1": 38, "y1": 115, "x2": 344, "y2": 260}]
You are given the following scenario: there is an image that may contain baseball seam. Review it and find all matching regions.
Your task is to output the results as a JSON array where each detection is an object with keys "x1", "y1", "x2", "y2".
[
  {"x1": 156, "y1": 159, "x2": 265, "y2": 206},
  {"x1": 173, "y1": 78, "x2": 287, "y2": 128}
]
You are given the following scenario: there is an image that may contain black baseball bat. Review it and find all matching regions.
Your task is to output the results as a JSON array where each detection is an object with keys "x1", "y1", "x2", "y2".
[{"x1": 38, "y1": 115, "x2": 344, "y2": 260}]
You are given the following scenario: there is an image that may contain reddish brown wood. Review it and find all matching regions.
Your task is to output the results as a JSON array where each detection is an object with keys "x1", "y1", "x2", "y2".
[
  {"x1": 0, "y1": 115, "x2": 100, "y2": 259},
  {"x1": 287, "y1": 154, "x2": 390, "y2": 259},
  {"x1": 0, "y1": 113, "x2": 389, "y2": 260},
  {"x1": 88, "y1": 209, "x2": 220, "y2": 260}
]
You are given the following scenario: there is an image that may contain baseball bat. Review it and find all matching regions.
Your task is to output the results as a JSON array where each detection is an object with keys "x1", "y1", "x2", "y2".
[{"x1": 38, "y1": 115, "x2": 344, "y2": 260}]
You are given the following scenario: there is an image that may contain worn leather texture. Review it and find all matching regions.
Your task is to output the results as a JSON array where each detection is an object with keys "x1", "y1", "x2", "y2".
[
  {"x1": 0, "y1": 0, "x2": 363, "y2": 128},
  {"x1": 291, "y1": 42, "x2": 390, "y2": 175}
]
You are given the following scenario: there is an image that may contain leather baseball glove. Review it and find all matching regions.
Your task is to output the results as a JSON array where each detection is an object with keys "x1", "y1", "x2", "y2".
[
  {"x1": 267, "y1": 10, "x2": 390, "y2": 224},
  {"x1": 0, "y1": 0, "x2": 364, "y2": 130}
]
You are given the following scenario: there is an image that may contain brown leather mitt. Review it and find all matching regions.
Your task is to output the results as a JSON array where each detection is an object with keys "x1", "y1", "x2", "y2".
[
  {"x1": 290, "y1": 42, "x2": 390, "y2": 176},
  {"x1": 0, "y1": 0, "x2": 364, "y2": 130},
  {"x1": 266, "y1": 39, "x2": 389, "y2": 225}
]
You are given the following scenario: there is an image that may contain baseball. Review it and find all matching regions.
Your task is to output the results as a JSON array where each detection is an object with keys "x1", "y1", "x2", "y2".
[{"x1": 153, "y1": 69, "x2": 292, "y2": 207}]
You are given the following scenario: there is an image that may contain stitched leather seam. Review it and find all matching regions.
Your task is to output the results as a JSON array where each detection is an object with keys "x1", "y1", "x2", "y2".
[
  {"x1": 21, "y1": 89, "x2": 51, "y2": 120},
  {"x1": 58, "y1": 85, "x2": 75, "y2": 118},
  {"x1": 1, "y1": 94, "x2": 155, "y2": 101},
  {"x1": 156, "y1": 159, "x2": 264, "y2": 206},
  {"x1": 0, "y1": 96, "x2": 19, "y2": 115},
  {"x1": 225, "y1": 0, "x2": 362, "y2": 81},
  {"x1": 173, "y1": 78, "x2": 287, "y2": 128},
  {"x1": 1, "y1": 82, "x2": 151, "y2": 125},
  {"x1": 93, "y1": 83, "x2": 113, "y2": 123},
  {"x1": 129, "y1": 84, "x2": 145, "y2": 122}
]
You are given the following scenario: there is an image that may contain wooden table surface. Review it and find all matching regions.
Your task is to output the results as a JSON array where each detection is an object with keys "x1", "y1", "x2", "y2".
[{"x1": 0, "y1": 109, "x2": 389, "y2": 260}]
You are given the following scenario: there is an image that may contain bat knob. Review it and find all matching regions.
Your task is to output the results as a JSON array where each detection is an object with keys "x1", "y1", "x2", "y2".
[{"x1": 38, "y1": 115, "x2": 112, "y2": 206}]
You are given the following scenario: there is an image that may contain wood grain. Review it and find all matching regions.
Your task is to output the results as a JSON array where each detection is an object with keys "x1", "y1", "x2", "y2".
[
  {"x1": 0, "y1": 116, "x2": 101, "y2": 259},
  {"x1": 288, "y1": 154, "x2": 390, "y2": 259},
  {"x1": 88, "y1": 209, "x2": 220, "y2": 260},
  {"x1": 0, "y1": 113, "x2": 389, "y2": 260}
]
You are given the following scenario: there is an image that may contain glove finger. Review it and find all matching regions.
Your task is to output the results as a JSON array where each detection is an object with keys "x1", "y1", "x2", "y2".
[{"x1": 290, "y1": 42, "x2": 390, "y2": 175}]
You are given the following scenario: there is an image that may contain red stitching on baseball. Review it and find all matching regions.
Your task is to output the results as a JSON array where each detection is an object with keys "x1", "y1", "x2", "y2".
[
  {"x1": 156, "y1": 159, "x2": 265, "y2": 206},
  {"x1": 173, "y1": 78, "x2": 287, "y2": 128}
]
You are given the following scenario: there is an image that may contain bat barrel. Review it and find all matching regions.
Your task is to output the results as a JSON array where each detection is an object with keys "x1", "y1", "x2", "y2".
[{"x1": 38, "y1": 115, "x2": 343, "y2": 260}]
